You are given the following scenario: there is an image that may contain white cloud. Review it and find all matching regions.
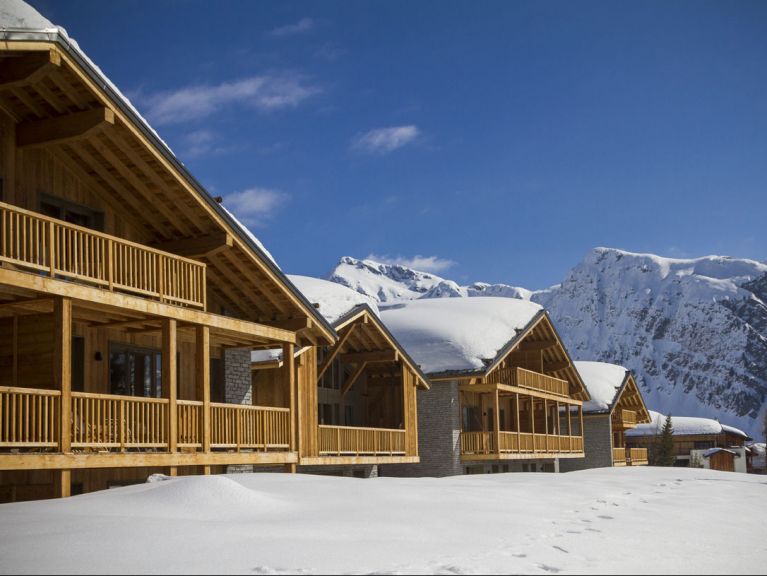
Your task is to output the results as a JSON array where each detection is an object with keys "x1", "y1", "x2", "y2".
[
  {"x1": 270, "y1": 17, "x2": 316, "y2": 37},
  {"x1": 223, "y1": 188, "x2": 289, "y2": 227},
  {"x1": 365, "y1": 254, "x2": 456, "y2": 274},
  {"x1": 181, "y1": 130, "x2": 230, "y2": 158},
  {"x1": 352, "y1": 125, "x2": 420, "y2": 155},
  {"x1": 143, "y1": 75, "x2": 320, "y2": 125}
]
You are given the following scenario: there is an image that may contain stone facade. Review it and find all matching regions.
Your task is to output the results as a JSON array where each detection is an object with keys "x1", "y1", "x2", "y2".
[
  {"x1": 386, "y1": 380, "x2": 463, "y2": 477},
  {"x1": 223, "y1": 347, "x2": 253, "y2": 474},
  {"x1": 560, "y1": 414, "x2": 614, "y2": 472},
  {"x1": 298, "y1": 465, "x2": 379, "y2": 479},
  {"x1": 224, "y1": 348, "x2": 252, "y2": 405}
]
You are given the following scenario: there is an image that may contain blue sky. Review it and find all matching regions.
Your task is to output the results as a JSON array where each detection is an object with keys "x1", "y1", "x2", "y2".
[{"x1": 33, "y1": 0, "x2": 767, "y2": 288}]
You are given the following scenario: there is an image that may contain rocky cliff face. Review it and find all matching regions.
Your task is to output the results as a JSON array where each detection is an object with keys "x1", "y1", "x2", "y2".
[{"x1": 328, "y1": 249, "x2": 767, "y2": 439}]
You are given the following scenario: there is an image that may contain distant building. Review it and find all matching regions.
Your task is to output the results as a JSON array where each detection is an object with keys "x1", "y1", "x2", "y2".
[
  {"x1": 626, "y1": 411, "x2": 752, "y2": 467},
  {"x1": 380, "y1": 297, "x2": 591, "y2": 476},
  {"x1": 560, "y1": 362, "x2": 651, "y2": 472},
  {"x1": 689, "y1": 447, "x2": 747, "y2": 473}
]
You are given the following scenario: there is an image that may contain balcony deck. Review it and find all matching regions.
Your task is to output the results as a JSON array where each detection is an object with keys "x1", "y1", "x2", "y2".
[
  {"x1": 0, "y1": 201, "x2": 207, "y2": 310},
  {"x1": 460, "y1": 431, "x2": 584, "y2": 460},
  {"x1": 0, "y1": 386, "x2": 294, "y2": 470}
]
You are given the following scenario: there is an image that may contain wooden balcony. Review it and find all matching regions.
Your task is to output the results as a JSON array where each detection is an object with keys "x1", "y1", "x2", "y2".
[
  {"x1": 490, "y1": 366, "x2": 570, "y2": 397},
  {"x1": 613, "y1": 409, "x2": 638, "y2": 429},
  {"x1": 0, "y1": 201, "x2": 207, "y2": 310},
  {"x1": 0, "y1": 386, "x2": 290, "y2": 456},
  {"x1": 460, "y1": 431, "x2": 584, "y2": 459},
  {"x1": 613, "y1": 447, "x2": 628, "y2": 466},
  {"x1": 318, "y1": 425, "x2": 406, "y2": 457},
  {"x1": 628, "y1": 447, "x2": 648, "y2": 466}
]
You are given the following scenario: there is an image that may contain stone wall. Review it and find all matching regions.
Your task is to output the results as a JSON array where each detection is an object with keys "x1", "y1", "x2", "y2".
[
  {"x1": 560, "y1": 414, "x2": 614, "y2": 472},
  {"x1": 385, "y1": 380, "x2": 463, "y2": 477},
  {"x1": 224, "y1": 347, "x2": 252, "y2": 405},
  {"x1": 223, "y1": 347, "x2": 253, "y2": 474}
]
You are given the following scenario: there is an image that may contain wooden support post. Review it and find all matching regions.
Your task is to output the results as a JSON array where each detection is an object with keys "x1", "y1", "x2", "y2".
[
  {"x1": 168, "y1": 467, "x2": 178, "y2": 477},
  {"x1": 202, "y1": 466, "x2": 211, "y2": 475},
  {"x1": 284, "y1": 463, "x2": 297, "y2": 474},
  {"x1": 530, "y1": 395, "x2": 535, "y2": 453},
  {"x1": 162, "y1": 318, "x2": 177, "y2": 453},
  {"x1": 401, "y1": 363, "x2": 409, "y2": 455},
  {"x1": 196, "y1": 326, "x2": 211, "y2": 453},
  {"x1": 579, "y1": 405, "x2": 584, "y2": 449},
  {"x1": 56, "y1": 469, "x2": 71, "y2": 499},
  {"x1": 493, "y1": 389, "x2": 501, "y2": 454},
  {"x1": 515, "y1": 393, "x2": 521, "y2": 452},
  {"x1": 567, "y1": 405, "x2": 573, "y2": 452},
  {"x1": 556, "y1": 401, "x2": 561, "y2": 452},
  {"x1": 283, "y1": 342, "x2": 296, "y2": 454},
  {"x1": 544, "y1": 398, "x2": 549, "y2": 453},
  {"x1": 54, "y1": 297, "x2": 72, "y2": 455}
]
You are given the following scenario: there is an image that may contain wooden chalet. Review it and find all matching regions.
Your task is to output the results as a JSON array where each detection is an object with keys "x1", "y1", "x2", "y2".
[
  {"x1": 560, "y1": 362, "x2": 651, "y2": 472},
  {"x1": 381, "y1": 298, "x2": 590, "y2": 476},
  {"x1": 251, "y1": 276, "x2": 429, "y2": 475},
  {"x1": 0, "y1": 5, "x2": 337, "y2": 501},
  {"x1": 626, "y1": 411, "x2": 752, "y2": 467}
]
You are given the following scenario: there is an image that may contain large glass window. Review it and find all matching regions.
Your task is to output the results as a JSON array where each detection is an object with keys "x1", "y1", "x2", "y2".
[
  {"x1": 109, "y1": 343, "x2": 162, "y2": 397},
  {"x1": 39, "y1": 194, "x2": 104, "y2": 231}
]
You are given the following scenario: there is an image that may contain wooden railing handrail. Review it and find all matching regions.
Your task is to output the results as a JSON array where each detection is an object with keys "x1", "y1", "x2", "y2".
[
  {"x1": 0, "y1": 385, "x2": 61, "y2": 397},
  {"x1": 177, "y1": 400, "x2": 204, "y2": 406},
  {"x1": 318, "y1": 424, "x2": 405, "y2": 433},
  {"x1": 514, "y1": 367, "x2": 570, "y2": 397},
  {"x1": 0, "y1": 201, "x2": 205, "y2": 267},
  {"x1": 71, "y1": 391, "x2": 169, "y2": 404},
  {"x1": 209, "y1": 402, "x2": 290, "y2": 413}
]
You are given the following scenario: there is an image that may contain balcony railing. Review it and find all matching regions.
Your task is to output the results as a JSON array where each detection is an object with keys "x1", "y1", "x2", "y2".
[
  {"x1": 613, "y1": 409, "x2": 638, "y2": 429},
  {"x1": 0, "y1": 386, "x2": 290, "y2": 454},
  {"x1": 460, "y1": 431, "x2": 584, "y2": 456},
  {"x1": 0, "y1": 201, "x2": 206, "y2": 309},
  {"x1": 318, "y1": 425, "x2": 406, "y2": 456},
  {"x1": 210, "y1": 403, "x2": 290, "y2": 451},
  {"x1": 489, "y1": 366, "x2": 570, "y2": 397},
  {"x1": 628, "y1": 447, "x2": 648, "y2": 466},
  {"x1": 613, "y1": 447, "x2": 628, "y2": 465}
]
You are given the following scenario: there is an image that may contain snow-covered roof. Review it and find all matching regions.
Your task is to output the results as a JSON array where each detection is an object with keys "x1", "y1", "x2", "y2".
[
  {"x1": 1, "y1": 0, "x2": 56, "y2": 30},
  {"x1": 702, "y1": 447, "x2": 739, "y2": 459},
  {"x1": 627, "y1": 411, "x2": 750, "y2": 438},
  {"x1": 380, "y1": 297, "x2": 543, "y2": 375},
  {"x1": 287, "y1": 275, "x2": 379, "y2": 325},
  {"x1": 574, "y1": 361, "x2": 629, "y2": 413},
  {"x1": 222, "y1": 208, "x2": 279, "y2": 269}
]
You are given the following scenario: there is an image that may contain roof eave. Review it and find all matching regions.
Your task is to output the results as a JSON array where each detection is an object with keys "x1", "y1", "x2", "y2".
[{"x1": 1, "y1": 30, "x2": 336, "y2": 344}]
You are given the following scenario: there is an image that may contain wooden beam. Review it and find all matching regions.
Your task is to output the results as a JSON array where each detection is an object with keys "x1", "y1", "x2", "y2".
[
  {"x1": 284, "y1": 342, "x2": 296, "y2": 453},
  {"x1": 341, "y1": 362, "x2": 368, "y2": 396},
  {"x1": 150, "y1": 232, "x2": 233, "y2": 258},
  {"x1": 54, "y1": 298, "x2": 72, "y2": 454},
  {"x1": 339, "y1": 350, "x2": 398, "y2": 364},
  {"x1": 162, "y1": 319, "x2": 178, "y2": 453},
  {"x1": 543, "y1": 360, "x2": 571, "y2": 373},
  {"x1": 518, "y1": 339, "x2": 558, "y2": 352},
  {"x1": 196, "y1": 326, "x2": 211, "y2": 453},
  {"x1": 16, "y1": 107, "x2": 115, "y2": 149},
  {"x1": 0, "y1": 267, "x2": 297, "y2": 344},
  {"x1": 316, "y1": 323, "x2": 358, "y2": 382},
  {"x1": 0, "y1": 50, "x2": 61, "y2": 90},
  {"x1": 0, "y1": 297, "x2": 53, "y2": 315}
]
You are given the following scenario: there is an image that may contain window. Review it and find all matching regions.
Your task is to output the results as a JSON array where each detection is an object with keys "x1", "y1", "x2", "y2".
[
  {"x1": 694, "y1": 441, "x2": 715, "y2": 450},
  {"x1": 462, "y1": 406, "x2": 482, "y2": 432},
  {"x1": 39, "y1": 194, "x2": 104, "y2": 231},
  {"x1": 109, "y1": 343, "x2": 162, "y2": 398}
]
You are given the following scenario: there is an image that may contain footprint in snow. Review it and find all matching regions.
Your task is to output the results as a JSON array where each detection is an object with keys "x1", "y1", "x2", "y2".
[
  {"x1": 512, "y1": 553, "x2": 528, "y2": 559},
  {"x1": 552, "y1": 545, "x2": 570, "y2": 554},
  {"x1": 566, "y1": 530, "x2": 582, "y2": 534},
  {"x1": 537, "y1": 564, "x2": 562, "y2": 574},
  {"x1": 580, "y1": 519, "x2": 592, "y2": 523},
  {"x1": 585, "y1": 528, "x2": 602, "y2": 533},
  {"x1": 597, "y1": 515, "x2": 614, "y2": 520}
]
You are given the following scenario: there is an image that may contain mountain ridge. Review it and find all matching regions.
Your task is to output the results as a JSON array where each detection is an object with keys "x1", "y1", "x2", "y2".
[{"x1": 327, "y1": 248, "x2": 767, "y2": 439}]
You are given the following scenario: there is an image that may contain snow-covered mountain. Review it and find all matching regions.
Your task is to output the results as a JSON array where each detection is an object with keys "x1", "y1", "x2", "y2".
[{"x1": 328, "y1": 249, "x2": 767, "y2": 440}]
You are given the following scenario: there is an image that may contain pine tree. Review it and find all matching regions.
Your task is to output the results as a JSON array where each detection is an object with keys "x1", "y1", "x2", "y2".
[{"x1": 656, "y1": 414, "x2": 676, "y2": 467}]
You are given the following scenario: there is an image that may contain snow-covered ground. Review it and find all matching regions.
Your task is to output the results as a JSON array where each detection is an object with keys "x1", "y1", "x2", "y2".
[{"x1": 0, "y1": 468, "x2": 764, "y2": 575}]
